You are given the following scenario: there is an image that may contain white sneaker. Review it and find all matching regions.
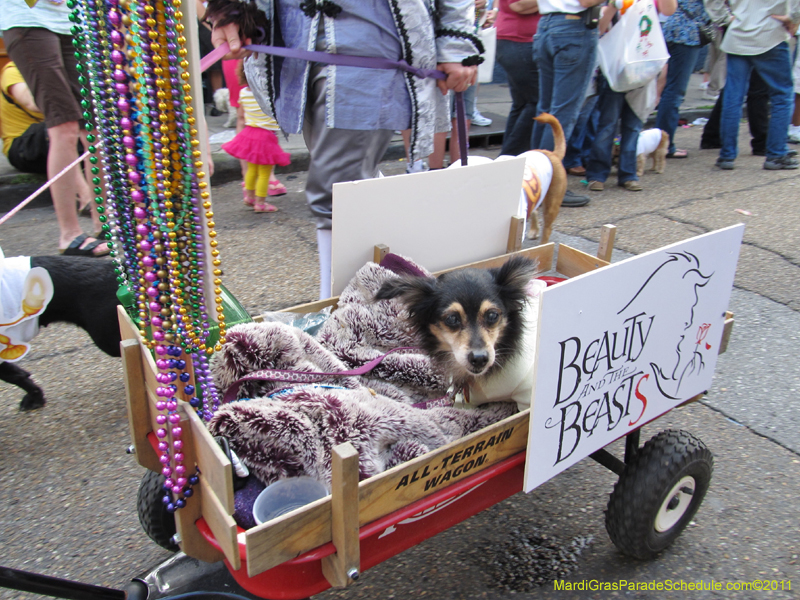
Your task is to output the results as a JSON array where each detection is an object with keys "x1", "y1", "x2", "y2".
[
  {"x1": 472, "y1": 109, "x2": 492, "y2": 127},
  {"x1": 788, "y1": 125, "x2": 800, "y2": 144},
  {"x1": 699, "y1": 81, "x2": 709, "y2": 91},
  {"x1": 405, "y1": 159, "x2": 428, "y2": 174},
  {"x1": 703, "y1": 89, "x2": 720, "y2": 101}
]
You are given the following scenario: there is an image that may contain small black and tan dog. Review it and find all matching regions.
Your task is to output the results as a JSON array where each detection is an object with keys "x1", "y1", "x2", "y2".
[
  {"x1": 0, "y1": 256, "x2": 120, "y2": 411},
  {"x1": 374, "y1": 256, "x2": 536, "y2": 383}
]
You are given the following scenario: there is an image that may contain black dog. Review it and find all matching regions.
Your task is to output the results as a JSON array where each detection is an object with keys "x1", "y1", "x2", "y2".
[
  {"x1": 0, "y1": 256, "x2": 120, "y2": 411},
  {"x1": 374, "y1": 256, "x2": 536, "y2": 383}
]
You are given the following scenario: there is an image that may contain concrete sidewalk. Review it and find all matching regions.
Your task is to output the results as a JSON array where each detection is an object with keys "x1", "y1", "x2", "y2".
[{"x1": 0, "y1": 73, "x2": 718, "y2": 212}]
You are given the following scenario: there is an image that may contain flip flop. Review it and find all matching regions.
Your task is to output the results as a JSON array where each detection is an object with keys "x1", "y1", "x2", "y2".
[
  {"x1": 59, "y1": 233, "x2": 111, "y2": 257},
  {"x1": 253, "y1": 202, "x2": 278, "y2": 213},
  {"x1": 666, "y1": 149, "x2": 689, "y2": 158},
  {"x1": 268, "y1": 182, "x2": 287, "y2": 196}
]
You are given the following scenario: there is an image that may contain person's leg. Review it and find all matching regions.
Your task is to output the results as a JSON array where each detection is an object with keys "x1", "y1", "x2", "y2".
[
  {"x1": 746, "y1": 70, "x2": 769, "y2": 155},
  {"x1": 243, "y1": 161, "x2": 258, "y2": 206},
  {"x1": 700, "y1": 88, "x2": 724, "y2": 148},
  {"x1": 531, "y1": 17, "x2": 554, "y2": 150},
  {"x1": 719, "y1": 53, "x2": 751, "y2": 163},
  {"x1": 751, "y1": 42, "x2": 794, "y2": 161},
  {"x1": 303, "y1": 70, "x2": 393, "y2": 297},
  {"x1": 564, "y1": 95, "x2": 596, "y2": 170},
  {"x1": 7, "y1": 28, "x2": 105, "y2": 254},
  {"x1": 618, "y1": 102, "x2": 644, "y2": 186},
  {"x1": 497, "y1": 39, "x2": 538, "y2": 156},
  {"x1": 584, "y1": 78, "x2": 623, "y2": 187},
  {"x1": 253, "y1": 164, "x2": 277, "y2": 212},
  {"x1": 655, "y1": 42, "x2": 702, "y2": 155},
  {"x1": 428, "y1": 131, "x2": 448, "y2": 169},
  {"x1": 533, "y1": 16, "x2": 598, "y2": 150}
]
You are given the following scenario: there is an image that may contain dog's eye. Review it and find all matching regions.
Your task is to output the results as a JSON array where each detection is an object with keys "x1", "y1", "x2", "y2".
[
  {"x1": 484, "y1": 310, "x2": 500, "y2": 325},
  {"x1": 443, "y1": 314, "x2": 461, "y2": 328}
]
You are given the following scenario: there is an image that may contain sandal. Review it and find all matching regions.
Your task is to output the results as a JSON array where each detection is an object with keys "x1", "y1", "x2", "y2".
[
  {"x1": 58, "y1": 233, "x2": 111, "y2": 257},
  {"x1": 253, "y1": 202, "x2": 278, "y2": 213},
  {"x1": 268, "y1": 181, "x2": 287, "y2": 196},
  {"x1": 666, "y1": 149, "x2": 689, "y2": 158}
]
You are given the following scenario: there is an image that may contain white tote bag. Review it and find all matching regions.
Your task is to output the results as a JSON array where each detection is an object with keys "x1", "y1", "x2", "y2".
[
  {"x1": 597, "y1": 0, "x2": 670, "y2": 93},
  {"x1": 478, "y1": 26, "x2": 497, "y2": 84}
]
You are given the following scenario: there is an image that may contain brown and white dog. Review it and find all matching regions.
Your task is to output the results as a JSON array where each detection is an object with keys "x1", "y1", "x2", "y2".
[
  {"x1": 636, "y1": 128, "x2": 670, "y2": 177},
  {"x1": 514, "y1": 114, "x2": 567, "y2": 244}
]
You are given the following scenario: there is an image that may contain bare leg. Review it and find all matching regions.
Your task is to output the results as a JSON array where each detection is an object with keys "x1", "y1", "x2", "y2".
[
  {"x1": 49, "y1": 121, "x2": 104, "y2": 253},
  {"x1": 429, "y1": 131, "x2": 448, "y2": 169}
]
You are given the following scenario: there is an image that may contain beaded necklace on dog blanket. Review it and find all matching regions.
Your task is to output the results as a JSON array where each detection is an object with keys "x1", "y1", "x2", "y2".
[{"x1": 209, "y1": 256, "x2": 518, "y2": 487}]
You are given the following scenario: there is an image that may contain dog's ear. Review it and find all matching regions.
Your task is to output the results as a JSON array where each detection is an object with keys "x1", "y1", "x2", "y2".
[
  {"x1": 491, "y1": 256, "x2": 538, "y2": 303},
  {"x1": 374, "y1": 276, "x2": 437, "y2": 305}
]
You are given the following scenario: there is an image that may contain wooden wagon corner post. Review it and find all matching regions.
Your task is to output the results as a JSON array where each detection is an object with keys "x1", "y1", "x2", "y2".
[{"x1": 322, "y1": 442, "x2": 361, "y2": 588}]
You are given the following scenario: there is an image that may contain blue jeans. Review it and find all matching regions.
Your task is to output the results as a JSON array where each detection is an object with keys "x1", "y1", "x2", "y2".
[
  {"x1": 496, "y1": 38, "x2": 539, "y2": 155},
  {"x1": 532, "y1": 14, "x2": 598, "y2": 151},
  {"x1": 564, "y1": 94, "x2": 599, "y2": 169},
  {"x1": 655, "y1": 42, "x2": 701, "y2": 155},
  {"x1": 720, "y1": 43, "x2": 794, "y2": 161},
  {"x1": 585, "y1": 75, "x2": 643, "y2": 184}
]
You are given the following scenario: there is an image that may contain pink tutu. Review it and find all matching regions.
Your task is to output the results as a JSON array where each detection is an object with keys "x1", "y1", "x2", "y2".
[{"x1": 222, "y1": 126, "x2": 291, "y2": 166}]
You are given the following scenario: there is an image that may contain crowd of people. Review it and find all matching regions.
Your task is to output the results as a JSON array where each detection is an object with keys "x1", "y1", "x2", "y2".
[{"x1": 1, "y1": 0, "x2": 799, "y2": 296}]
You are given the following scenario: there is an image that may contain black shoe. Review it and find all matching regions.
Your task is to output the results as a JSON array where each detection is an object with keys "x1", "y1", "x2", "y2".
[
  {"x1": 561, "y1": 190, "x2": 590, "y2": 207},
  {"x1": 700, "y1": 141, "x2": 721, "y2": 150},
  {"x1": 752, "y1": 148, "x2": 796, "y2": 157}
]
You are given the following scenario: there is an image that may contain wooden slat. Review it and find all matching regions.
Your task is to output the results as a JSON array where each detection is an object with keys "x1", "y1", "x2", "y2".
[
  {"x1": 200, "y1": 478, "x2": 241, "y2": 570},
  {"x1": 357, "y1": 410, "x2": 528, "y2": 525},
  {"x1": 121, "y1": 339, "x2": 160, "y2": 473},
  {"x1": 186, "y1": 406, "x2": 234, "y2": 514},
  {"x1": 321, "y1": 443, "x2": 361, "y2": 588},
  {"x1": 373, "y1": 244, "x2": 390, "y2": 265},
  {"x1": 506, "y1": 216, "x2": 525, "y2": 254},
  {"x1": 118, "y1": 305, "x2": 140, "y2": 342},
  {"x1": 276, "y1": 297, "x2": 340, "y2": 315},
  {"x1": 435, "y1": 244, "x2": 554, "y2": 276},
  {"x1": 597, "y1": 224, "x2": 617, "y2": 263},
  {"x1": 244, "y1": 410, "x2": 528, "y2": 576},
  {"x1": 246, "y1": 496, "x2": 331, "y2": 577},
  {"x1": 174, "y1": 403, "x2": 226, "y2": 564},
  {"x1": 719, "y1": 311, "x2": 734, "y2": 355},
  {"x1": 556, "y1": 244, "x2": 610, "y2": 278}
]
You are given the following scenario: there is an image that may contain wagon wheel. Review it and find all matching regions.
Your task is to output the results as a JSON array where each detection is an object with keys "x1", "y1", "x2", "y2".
[
  {"x1": 605, "y1": 429, "x2": 713, "y2": 560},
  {"x1": 137, "y1": 470, "x2": 179, "y2": 552}
]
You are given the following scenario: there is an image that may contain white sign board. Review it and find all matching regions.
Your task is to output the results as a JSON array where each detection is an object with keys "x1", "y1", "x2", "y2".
[
  {"x1": 524, "y1": 225, "x2": 744, "y2": 493},
  {"x1": 331, "y1": 158, "x2": 525, "y2": 296}
]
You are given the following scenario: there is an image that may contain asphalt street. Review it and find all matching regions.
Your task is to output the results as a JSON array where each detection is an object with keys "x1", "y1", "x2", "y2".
[{"x1": 0, "y1": 116, "x2": 798, "y2": 600}]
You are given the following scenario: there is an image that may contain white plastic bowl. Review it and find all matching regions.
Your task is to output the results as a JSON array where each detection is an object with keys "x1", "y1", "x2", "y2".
[{"x1": 252, "y1": 476, "x2": 329, "y2": 525}]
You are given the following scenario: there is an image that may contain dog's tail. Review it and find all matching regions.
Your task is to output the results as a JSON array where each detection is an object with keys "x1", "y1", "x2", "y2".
[{"x1": 533, "y1": 113, "x2": 566, "y2": 161}]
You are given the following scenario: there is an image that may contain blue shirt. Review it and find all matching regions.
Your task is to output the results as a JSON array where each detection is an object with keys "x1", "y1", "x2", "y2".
[{"x1": 661, "y1": 0, "x2": 709, "y2": 46}]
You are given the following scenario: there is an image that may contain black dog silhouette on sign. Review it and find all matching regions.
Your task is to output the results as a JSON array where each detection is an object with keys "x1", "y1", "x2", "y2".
[{"x1": 617, "y1": 251, "x2": 713, "y2": 400}]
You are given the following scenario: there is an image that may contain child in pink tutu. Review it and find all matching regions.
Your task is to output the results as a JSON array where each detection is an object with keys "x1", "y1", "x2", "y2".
[{"x1": 222, "y1": 63, "x2": 291, "y2": 213}]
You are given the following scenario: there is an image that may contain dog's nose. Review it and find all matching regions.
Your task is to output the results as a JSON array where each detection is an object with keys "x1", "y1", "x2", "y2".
[{"x1": 468, "y1": 350, "x2": 490, "y2": 370}]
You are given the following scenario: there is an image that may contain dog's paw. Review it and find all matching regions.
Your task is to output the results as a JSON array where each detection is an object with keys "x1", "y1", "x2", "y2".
[{"x1": 20, "y1": 391, "x2": 46, "y2": 411}]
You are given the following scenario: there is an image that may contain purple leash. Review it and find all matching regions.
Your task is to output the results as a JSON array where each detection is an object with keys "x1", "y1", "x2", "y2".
[
  {"x1": 202, "y1": 42, "x2": 469, "y2": 165},
  {"x1": 223, "y1": 346, "x2": 454, "y2": 411}
]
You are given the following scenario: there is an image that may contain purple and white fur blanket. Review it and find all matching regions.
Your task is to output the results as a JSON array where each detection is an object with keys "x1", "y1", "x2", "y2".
[{"x1": 209, "y1": 257, "x2": 518, "y2": 487}]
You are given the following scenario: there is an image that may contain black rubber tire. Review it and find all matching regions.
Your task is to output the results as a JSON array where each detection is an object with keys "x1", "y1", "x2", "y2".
[
  {"x1": 137, "y1": 469, "x2": 179, "y2": 552},
  {"x1": 605, "y1": 429, "x2": 713, "y2": 560}
]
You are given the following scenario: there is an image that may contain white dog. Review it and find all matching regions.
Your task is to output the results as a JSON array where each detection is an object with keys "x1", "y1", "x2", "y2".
[{"x1": 213, "y1": 88, "x2": 237, "y2": 128}]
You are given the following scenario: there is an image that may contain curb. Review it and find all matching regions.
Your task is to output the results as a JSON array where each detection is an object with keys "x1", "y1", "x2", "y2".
[{"x1": 0, "y1": 108, "x2": 713, "y2": 214}]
